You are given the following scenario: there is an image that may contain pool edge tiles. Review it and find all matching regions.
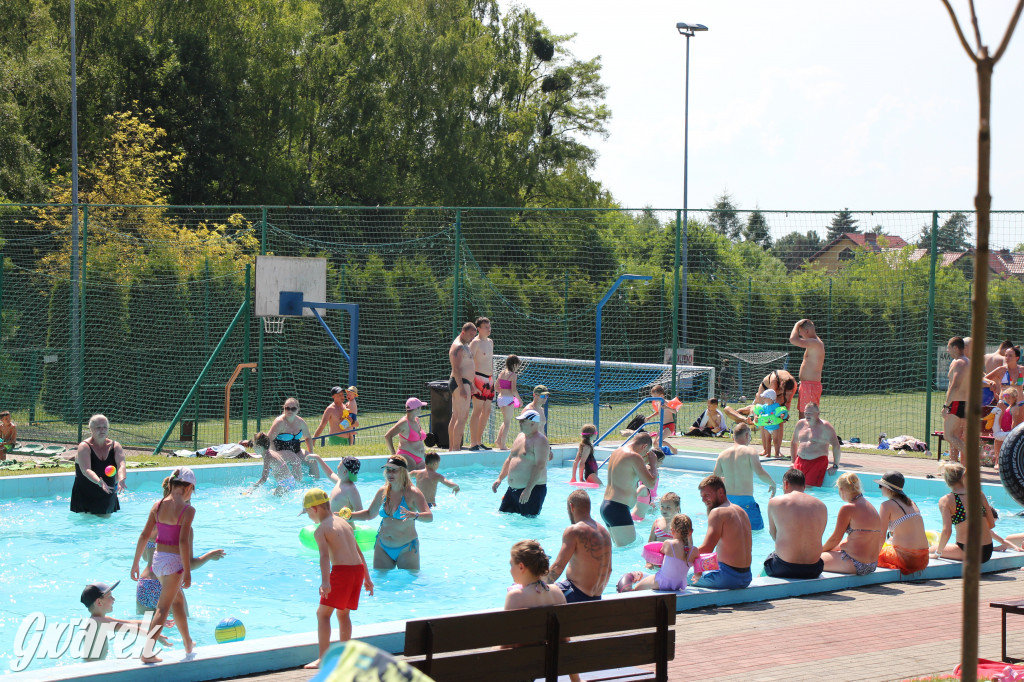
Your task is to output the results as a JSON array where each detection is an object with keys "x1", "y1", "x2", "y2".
[{"x1": 16, "y1": 555, "x2": 1024, "y2": 682}]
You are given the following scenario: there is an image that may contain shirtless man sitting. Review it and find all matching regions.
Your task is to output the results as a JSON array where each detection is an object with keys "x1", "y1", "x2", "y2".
[
  {"x1": 600, "y1": 431, "x2": 658, "y2": 546},
  {"x1": 790, "y1": 403, "x2": 841, "y2": 487},
  {"x1": 468, "y1": 317, "x2": 494, "y2": 451},
  {"x1": 448, "y1": 322, "x2": 477, "y2": 451},
  {"x1": 942, "y1": 336, "x2": 969, "y2": 463},
  {"x1": 712, "y1": 424, "x2": 776, "y2": 531},
  {"x1": 546, "y1": 490, "x2": 613, "y2": 602},
  {"x1": 692, "y1": 475, "x2": 753, "y2": 589},
  {"x1": 764, "y1": 468, "x2": 828, "y2": 579},
  {"x1": 313, "y1": 387, "x2": 354, "y2": 446},
  {"x1": 491, "y1": 410, "x2": 550, "y2": 517},
  {"x1": 790, "y1": 319, "x2": 824, "y2": 418}
]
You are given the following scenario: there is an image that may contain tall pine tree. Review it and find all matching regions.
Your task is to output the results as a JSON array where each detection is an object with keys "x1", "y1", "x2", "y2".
[{"x1": 826, "y1": 208, "x2": 860, "y2": 241}]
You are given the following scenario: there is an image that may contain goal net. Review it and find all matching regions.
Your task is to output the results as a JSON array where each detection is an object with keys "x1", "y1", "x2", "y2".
[
  {"x1": 488, "y1": 355, "x2": 715, "y2": 442},
  {"x1": 716, "y1": 351, "x2": 792, "y2": 405}
]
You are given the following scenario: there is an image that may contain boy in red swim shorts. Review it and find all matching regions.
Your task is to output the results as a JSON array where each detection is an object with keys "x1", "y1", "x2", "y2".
[{"x1": 301, "y1": 488, "x2": 374, "y2": 669}]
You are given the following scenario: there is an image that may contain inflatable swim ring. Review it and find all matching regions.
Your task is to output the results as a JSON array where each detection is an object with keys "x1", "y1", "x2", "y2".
[
  {"x1": 642, "y1": 542, "x2": 664, "y2": 566},
  {"x1": 299, "y1": 521, "x2": 377, "y2": 552},
  {"x1": 569, "y1": 480, "x2": 599, "y2": 488}
]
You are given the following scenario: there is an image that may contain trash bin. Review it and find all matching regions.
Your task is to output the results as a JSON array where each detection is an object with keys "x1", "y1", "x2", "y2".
[{"x1": 426, "y1": 380, "x2": 452, "y2": 449}]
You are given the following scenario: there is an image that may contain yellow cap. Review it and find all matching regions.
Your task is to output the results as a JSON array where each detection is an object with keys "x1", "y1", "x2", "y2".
[{"x1": 299, "y1": 488, "x2": 329, "y2": 514}]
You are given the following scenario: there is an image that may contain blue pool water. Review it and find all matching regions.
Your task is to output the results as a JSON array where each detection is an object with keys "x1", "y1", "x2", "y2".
[{"x1": 2, "y1": 463, "x2": 1022, "y2": 673}]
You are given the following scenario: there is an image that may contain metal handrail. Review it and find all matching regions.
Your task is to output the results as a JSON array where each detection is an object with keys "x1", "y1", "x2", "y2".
[
  {"x1": 595, "y1": 397, "x2": 665, "y2": 471},
  {"x1": 312, "y1": 420, "x2": 399, "y2": 447}
]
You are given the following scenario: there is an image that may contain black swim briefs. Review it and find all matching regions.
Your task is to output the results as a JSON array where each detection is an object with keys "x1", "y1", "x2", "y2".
[
  {"x1": 499, "y1": 484, "x2": 547, "y2": 517},
  {"x1": 600, "y1": 499, "x2": 634, "y2": 528},
  {"x1": 763, "y1": 552, "x2": 824, "y2": 579}
]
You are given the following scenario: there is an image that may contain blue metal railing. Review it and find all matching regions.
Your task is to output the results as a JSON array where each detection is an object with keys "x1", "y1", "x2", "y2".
[{"x1": 595, "y1": 397, "x2": 664, "y2": 471}]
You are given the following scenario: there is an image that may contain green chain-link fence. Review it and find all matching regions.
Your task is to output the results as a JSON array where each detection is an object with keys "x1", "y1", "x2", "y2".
[{"x1": 1, "y1": 204, "x2": 1022, "y2": 450}]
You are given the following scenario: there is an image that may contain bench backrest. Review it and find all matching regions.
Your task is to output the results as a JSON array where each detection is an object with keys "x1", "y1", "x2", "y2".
[{"x1": 403, "y1": 593, "x2": 676, "y2": 682}]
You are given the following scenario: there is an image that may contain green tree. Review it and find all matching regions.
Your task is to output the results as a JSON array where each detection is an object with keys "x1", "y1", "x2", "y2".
[
  {"x1": 771, "y1": 230, "x2": 823, "y2": 270},
  {"x1": 937, "y1": 212, "x2": 972, "y2": 252},
  {"x1": 743, "y1": 209, "x2": 771, "y2": 248},
  {"x1": 709, "y1": 191, "x2": 741, "y2": 240},
  {"x1": 826, "y1": 208, "x2": 859, "y2": 241}
]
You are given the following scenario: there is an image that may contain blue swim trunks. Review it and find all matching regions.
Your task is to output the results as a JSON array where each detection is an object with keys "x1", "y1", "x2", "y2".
[
  {"x1": 728, "y1": 494, "x2": 763, "y2": 531},
  {"x1": 693, "y1": 561, "x2": 752, "y2": 590}
]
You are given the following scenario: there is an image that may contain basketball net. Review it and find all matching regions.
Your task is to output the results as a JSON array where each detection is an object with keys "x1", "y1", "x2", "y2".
[{"x1": 263, "y1": 316, "x2": 285, "y2": 334}]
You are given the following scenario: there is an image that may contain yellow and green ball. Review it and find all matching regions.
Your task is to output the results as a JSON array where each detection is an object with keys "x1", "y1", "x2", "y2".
[{"x1": 215, "y1": 617, "x2": 246, "y2": 643}]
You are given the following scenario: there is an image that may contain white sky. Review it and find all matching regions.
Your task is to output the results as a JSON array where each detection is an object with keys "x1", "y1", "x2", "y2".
[{"x1": 511, "y1": 1, "x2": 1024, "y2": 231}]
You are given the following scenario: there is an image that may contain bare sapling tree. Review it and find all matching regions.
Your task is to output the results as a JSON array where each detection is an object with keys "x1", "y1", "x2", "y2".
[{"x1": 939, "y1": 1, "x2": 1024, "y2": 680}]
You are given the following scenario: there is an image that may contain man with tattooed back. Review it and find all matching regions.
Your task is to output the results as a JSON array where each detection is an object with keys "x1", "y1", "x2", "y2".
[{"x1": 546, "y1": 490, "x2": 613, "y2": 602}]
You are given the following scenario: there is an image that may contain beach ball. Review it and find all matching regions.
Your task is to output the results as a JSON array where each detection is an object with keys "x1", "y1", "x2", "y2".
[
  {"x1": 215, "y1": 616, "x2": 246, "y2": 643},
  {"x1": 104, "y1": 465, "x2": 116, "y2": 477}
]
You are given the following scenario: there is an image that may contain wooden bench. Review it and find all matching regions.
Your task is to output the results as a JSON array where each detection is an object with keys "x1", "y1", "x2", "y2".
[
  {"x1": 402, "y1": 593, "x2": 676, "y2": 682},
  {"x1": 932, "y1": 430, "x2": 994, "y2": 461},
  {"x1": 990, "y1": 599, "x2": 1024, "y2": 662}
]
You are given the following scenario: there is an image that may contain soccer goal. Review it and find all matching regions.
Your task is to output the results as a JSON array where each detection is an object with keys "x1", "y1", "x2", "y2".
[
  {"x1": 716, "y1": 351, "x2": 791, "y2": 404},
  {"x1": 488, "y1": 355, "x2": 715, "y2": 442}
]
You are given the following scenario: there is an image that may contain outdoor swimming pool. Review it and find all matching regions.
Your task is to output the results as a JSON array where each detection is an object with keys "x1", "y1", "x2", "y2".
[{"x1": 3, "y1": 460, "x2": 1023, "y2": 673}]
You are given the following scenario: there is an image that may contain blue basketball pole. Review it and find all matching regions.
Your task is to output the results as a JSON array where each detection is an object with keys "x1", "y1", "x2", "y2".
[
  {"x1": 280, "y1": 292, "x2": 360, "y2": 388},
  {"x1": 594, "y1": 274, "x2": 652, "y2": 430}
]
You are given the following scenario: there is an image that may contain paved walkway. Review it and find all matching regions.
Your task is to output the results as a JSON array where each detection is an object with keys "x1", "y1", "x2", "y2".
[
  {"x1": 224, "y1": 570, "x2": 1024, "y2": 682},
  {"x1": 662, "y1": 433, "x2": 1004, "y2": 486}
]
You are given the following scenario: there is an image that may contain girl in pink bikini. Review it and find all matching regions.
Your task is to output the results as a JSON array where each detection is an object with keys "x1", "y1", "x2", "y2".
[
  {"x1": 494, "y1": 355, "x2": 522, "y2": 450},
  {"x1": 131, "y1": 467, "x2": 197, "y2": 663},
  {"x1": 385, "y1": 397, "x2": 429, "y2": 467}
]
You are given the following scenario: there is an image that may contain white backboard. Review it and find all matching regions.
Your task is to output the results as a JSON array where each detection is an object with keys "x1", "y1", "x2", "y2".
[{"x1": 254, "y1": 256, "x2": 327, "y2": 317}]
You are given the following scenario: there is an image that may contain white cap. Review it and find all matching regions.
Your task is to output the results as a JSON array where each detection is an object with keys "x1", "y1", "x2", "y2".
[
  {"x1": 517, "y1": 410, "x2": 542, "y2": 422},
  {"x1": 761, "y1": 388, "x2": 777, "y2": 400}
]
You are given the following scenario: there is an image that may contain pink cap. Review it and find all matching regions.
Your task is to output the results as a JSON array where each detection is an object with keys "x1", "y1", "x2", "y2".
[{"x1": 405, "y1": 397, "x2": 427, "y2": 410}]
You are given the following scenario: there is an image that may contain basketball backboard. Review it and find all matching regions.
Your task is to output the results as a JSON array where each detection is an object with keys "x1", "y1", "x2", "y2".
[{"x1": 254, "y1": 256, "x2": 327, "y2": 317}]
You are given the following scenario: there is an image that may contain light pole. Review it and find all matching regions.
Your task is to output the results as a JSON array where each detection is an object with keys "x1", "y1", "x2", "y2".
[
  {"x1": 672, "y1": 22, "x2": 707, "y2": 397},
  {"x1": 594, "y1": 274, "x2": 652, "y2": 428},
  {"x1": 70, "y1": 0, "x2": 82, "y2": 440}
]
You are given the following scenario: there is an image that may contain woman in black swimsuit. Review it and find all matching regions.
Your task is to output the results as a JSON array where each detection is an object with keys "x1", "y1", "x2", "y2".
[
  {"x1": 933, "y1": 463, "x2": 995, "y2": 563},
  {"x1": 70, "y1": 414, "x2": 127, "y2": 516}
]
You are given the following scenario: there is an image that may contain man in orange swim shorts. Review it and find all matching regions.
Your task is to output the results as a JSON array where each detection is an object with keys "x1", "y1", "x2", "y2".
[{"x1": 790, "y1": 319, "x2": 824, "y2": 418}]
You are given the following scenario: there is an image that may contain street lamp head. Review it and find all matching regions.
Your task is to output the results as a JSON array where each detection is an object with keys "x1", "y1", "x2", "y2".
[{"x1": 676, "y1": 22, "x2": 708, "y2": 35}]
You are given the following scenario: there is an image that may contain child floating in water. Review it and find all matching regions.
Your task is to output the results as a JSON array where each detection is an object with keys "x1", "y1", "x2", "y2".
[
  {"x1": 411, "y1": 452, "x2": 460, "y2": 507},
  {"x1": 302, "y1": 488, "x2": 374, "y2": 670},
  {"x1": 570, "y1": 424, "x2": 600, "y2": 485}
]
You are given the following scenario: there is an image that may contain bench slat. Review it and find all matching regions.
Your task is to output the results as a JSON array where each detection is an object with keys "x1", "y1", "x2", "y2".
[
  {"x1": 404, "y1": 594, "x2": 676, "y2": 655},
  {"x1": 406, "y1": 631, "x2": 676, "y2": 682}
]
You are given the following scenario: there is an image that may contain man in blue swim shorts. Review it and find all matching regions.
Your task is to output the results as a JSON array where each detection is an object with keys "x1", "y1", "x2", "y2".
[
  {"x1": 691, "y1": 475, "x2": 753, "y2": 590},
  {"x1": 492, "y1": 410, "x2": 550, "y2": 517},
  {"x1": 711, "y1": 424, "x2": 775, "y2": 531}
]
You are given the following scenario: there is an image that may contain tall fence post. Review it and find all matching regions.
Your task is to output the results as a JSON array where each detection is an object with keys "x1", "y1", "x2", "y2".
[
  {"x1": 746, "y1": 278, "x2": 752, "y2": 352},
  {"x1": 77, "y1": 206, "x2": 88, "y2": 442},
  {"x1": 826, "y1": 279, "x2": 833, "y2": 349},
  {"x1": 257, "y1": 207, "x2": 267, "y2": 432},
  {"x1": 452, "y1": 208, "x2": 462, "y2": 337},
  {"x1": 671, "y1": 210, "x2": 681, "y2": 397},
  {"x1": 563, "y1": 271, "x2": 569, "y2": 358},
  {"x1": 967, "y1": 281, "x2": 973, "y2": 330},
  {"x1": 925, "y1": 211, "x2": 939, "y2": 449},
  {"x1": 241, "y1": 264, "x2": 251, "y2": 441}
]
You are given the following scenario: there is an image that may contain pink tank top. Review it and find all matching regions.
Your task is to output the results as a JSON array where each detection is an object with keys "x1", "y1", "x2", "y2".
[{"x1": 155, "y1": 501, "x2": 187, "y2": 545}]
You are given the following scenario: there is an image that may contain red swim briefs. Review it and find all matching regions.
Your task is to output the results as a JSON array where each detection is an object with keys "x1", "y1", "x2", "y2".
[
  {"x1": 794, "y1": 454, "x2": 829, "y2": 487},
  {"x1": 320, "y1": 563, "x2": 364, "y2": 611}
]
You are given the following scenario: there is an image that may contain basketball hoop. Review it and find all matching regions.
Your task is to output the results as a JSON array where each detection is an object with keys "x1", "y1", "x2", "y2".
[{"x1": 263, "y1": 316, "x2": 285, "y2": 334}]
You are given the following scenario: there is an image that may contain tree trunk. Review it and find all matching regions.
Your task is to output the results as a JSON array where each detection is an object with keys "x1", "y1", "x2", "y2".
[{"x1": 960, "y1": 54, "x2": 993, "y2": 682}]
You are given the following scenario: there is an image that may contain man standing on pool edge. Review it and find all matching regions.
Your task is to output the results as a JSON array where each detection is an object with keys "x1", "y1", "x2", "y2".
[
  {"x1": 468, "y1": 317, "x2": 495, "y2": 451},
  {"x1": 492, "y1": 410, "x2": 550, "y2": 516},
  {"x1": 601, "y1": 432, "x2": 658, "y2": 546},
  {"x1": 790, "y1": 318, "x2": 824, "y2": 419},
  {"x1": 448, "y1": 322, "x2": 477, "y2": 451}
]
